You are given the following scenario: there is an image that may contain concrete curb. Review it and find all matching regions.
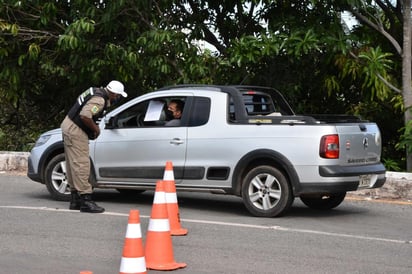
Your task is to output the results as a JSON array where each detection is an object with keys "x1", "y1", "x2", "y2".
[
  {"x1": 0, "y1": 151, "x2": 30, "y2": 172},
  {"x1": 1, "y1": 151, "x2": 411, "y2": 201},
  {"x1": 354, "y1": 171, "x2": 412, "y2": 200}
]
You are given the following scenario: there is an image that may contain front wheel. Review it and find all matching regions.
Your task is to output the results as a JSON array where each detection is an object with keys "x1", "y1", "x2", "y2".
[
  {"x1": 300, "y1": 192, "x2": 346, "y2": 210},
  {"x1": 241, "y1": 165, "x2": 294, "y2": 217},
  {"x1": 45, "y1": 153, "x2": 71, "y2": 201}
]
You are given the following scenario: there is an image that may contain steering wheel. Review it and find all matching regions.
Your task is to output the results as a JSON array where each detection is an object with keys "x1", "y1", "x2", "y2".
[{"x1": 136, "y1": 113, "x2": 145, "y2": 127}]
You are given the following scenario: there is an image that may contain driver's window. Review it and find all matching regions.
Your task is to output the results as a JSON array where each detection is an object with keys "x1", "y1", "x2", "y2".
[
  {"x1": 115, "y1": 97, "x2": 184, "y2": 128},
  {"x1": 115, "y1": 100, "x2": 149, "y2": 128},
  {"x1": 141, "y1": 96, "x2": 186, "y2": 127}
]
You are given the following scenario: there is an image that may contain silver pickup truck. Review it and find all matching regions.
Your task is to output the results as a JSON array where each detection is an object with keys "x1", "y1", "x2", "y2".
[{"x1": 27, "y1": 85, "x2": 386, "y2": 217}]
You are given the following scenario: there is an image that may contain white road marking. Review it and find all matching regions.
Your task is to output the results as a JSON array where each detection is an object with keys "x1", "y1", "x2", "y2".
[{"x1": 0, "y1": 205, "x2": 409, "y2": 244}]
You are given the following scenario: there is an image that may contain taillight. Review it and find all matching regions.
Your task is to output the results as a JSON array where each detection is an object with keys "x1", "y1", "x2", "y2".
[{"x1": 320, "y1": 134, "x2": 339, "y2": 159}]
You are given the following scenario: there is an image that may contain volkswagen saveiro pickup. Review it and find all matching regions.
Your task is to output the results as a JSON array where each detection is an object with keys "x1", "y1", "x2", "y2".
[{"x1": 27, "y1": 85, "x2": 386, "y2": 217}]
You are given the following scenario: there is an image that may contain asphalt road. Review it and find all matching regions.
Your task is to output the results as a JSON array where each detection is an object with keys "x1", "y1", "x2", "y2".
[{"x1": 0, "y1": 174, "x2": 411, "y2": 274}]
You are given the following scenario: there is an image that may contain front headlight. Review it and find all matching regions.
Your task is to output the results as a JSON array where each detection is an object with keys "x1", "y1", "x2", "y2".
[{"x1": 34, "y1": 135, "x2": 51, "y2": 147}]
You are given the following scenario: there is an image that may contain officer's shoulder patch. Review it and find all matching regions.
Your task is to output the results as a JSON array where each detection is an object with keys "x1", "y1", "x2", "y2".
[{"x1": 91, "y1": 105, "x2": 100, "y2": 114}]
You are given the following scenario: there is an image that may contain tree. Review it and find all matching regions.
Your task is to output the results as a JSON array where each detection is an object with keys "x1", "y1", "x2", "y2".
[
  {"x1": 339, "y1": 0, "x2": 411, "y2": 170},
  {"x1": 173, "y1": 1, "x2": 407, "y2": 169},
  {"x1": 0, "y1": 0, "x2": 222, "y2": 150}
]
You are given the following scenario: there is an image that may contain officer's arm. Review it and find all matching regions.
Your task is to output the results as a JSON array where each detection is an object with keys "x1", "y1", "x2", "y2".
[{"x1": 80, "y1": 115, "x2": 100, "y2": 139}]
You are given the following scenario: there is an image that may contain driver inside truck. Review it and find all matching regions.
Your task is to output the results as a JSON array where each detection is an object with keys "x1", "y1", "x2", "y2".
[{"x1": 165, "y1": 99, "x2": 185, "y2": 126}]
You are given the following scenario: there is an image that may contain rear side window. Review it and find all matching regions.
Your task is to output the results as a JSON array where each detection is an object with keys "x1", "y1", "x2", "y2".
[
  {"x1": 188, "y1": 97, "x2": 211, "y2": 126},
  {"x1": 243, "y1": 93, "x2": 276, "y2": 115}
]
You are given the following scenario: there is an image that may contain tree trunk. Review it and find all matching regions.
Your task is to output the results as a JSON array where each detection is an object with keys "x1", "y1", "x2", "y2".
[{"x1": 402, "y1": 0, "x2": 412, "y2": 171}]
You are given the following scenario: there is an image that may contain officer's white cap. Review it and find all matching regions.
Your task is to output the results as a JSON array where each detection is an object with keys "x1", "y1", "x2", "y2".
[{"x1": 106, "y1": 80, "x2": 127, "y2": 98}]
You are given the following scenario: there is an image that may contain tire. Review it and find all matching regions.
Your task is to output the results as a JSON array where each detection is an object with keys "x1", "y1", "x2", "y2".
[
  {"x1": 241, "y1": 165, "x2": 294, "y2": 217},
  {"x1": 300, "y1": 192, "x2": 346, "y2": 210},
  {"x1": 45, "y1": 153, "x2": 71, "y2": 201}
]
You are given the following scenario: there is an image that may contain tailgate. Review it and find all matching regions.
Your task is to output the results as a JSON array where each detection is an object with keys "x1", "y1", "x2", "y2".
[{"x1": 336, "y1": 123, "x2": 382, "y2": 165}]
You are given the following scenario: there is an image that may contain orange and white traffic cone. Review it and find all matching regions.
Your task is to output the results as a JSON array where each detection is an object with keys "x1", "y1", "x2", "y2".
[
  {"x1": 163, "y1": 161, "x2": 188, "y2": 236},
  {"x1": 145, "y1": 180, "x2": 186, "y2": 270},
  {"x1": 119, "y1": 210, "x2": 147, "y2": 274}
]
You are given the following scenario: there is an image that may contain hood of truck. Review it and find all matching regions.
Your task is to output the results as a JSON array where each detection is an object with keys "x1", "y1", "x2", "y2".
[{"x1": 42, "y1": 128, "x2": 62, "y2": 136}]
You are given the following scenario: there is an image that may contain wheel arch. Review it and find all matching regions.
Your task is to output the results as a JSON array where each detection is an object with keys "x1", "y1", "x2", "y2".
[
  {"x1": 38, "y1": 141, "x2": 65, "y2": 183},
  {"x1": 232, "y1": 149, "x2": 301, "y2": 196},
  {"x1": 39, "y1": 142, "x2": 98, "y2": 186}
]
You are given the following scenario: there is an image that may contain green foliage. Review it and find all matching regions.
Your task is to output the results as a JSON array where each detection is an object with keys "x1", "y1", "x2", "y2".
[
  {"x1": 333, "y1": 47, "x2": 395, "y2": 101},
  {"x1": 286, "y1": 29, "x2": 321, "y2": 56},
  {"x1": 396, "y1": 118, "x2": 412, "y2": 154},
  {"x1": 0, "y1": 0, "x2": 228, "y2": 151},
  {"x1": 358, "y1": 47, "x2": 394, "y2": 100},
  {"x1": 382, "y1": 158, "x2": 402, "y2": 172}
]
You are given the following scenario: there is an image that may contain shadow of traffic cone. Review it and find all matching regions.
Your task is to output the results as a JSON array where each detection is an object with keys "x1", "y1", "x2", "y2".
[
  {"x1": 119, "y1": 210, "x2": 147, "y2": 274},
  {"x1": 163, "y1": 161, "x2": 188, "y2": 236},
  {"x1": 145, "y1": 180, "x2": 186, "y2": 270}
]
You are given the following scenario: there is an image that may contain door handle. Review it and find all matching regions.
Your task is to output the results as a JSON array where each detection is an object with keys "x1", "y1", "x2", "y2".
[{"x1": 170, "y1": 138, "x2": 184, "y2": 145}]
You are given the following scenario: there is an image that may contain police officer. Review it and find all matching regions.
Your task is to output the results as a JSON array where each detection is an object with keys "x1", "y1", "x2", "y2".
[{"x1": 61, "y1": 80, "x2": 127, "y2": 213}]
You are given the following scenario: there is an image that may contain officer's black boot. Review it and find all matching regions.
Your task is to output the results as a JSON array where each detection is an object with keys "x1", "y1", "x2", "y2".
[
  {"x1": 69, "y1": 191, "x2": 81, "y2": 210},
  {"x1": 80, "y1": 194, "x2": 105, "y2": 213}
]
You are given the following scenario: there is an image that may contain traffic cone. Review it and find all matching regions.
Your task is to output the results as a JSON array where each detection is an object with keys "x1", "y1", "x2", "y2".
[
  {"x1": 145, "y1": 180, "x2": 187, "y2": 270},
  {"x1": 119, "y1": 210, "x2": 147, "y2": 274},
  {"x1": 80, "y1": 272, "x2": 93, "y2": 274},
  {"x1": 163, "y1": 161, "x2": 188, "y2": 236}
]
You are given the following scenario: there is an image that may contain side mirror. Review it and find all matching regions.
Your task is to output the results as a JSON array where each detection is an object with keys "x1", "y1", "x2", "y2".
[{"x1": 105, "y1": 116, "x2": 118, "y2": 129}]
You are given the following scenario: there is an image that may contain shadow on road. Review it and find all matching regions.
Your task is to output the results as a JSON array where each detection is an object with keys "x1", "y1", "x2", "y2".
[{"x1": 88, "y1": 189, "x2": 367, "y2": 219}]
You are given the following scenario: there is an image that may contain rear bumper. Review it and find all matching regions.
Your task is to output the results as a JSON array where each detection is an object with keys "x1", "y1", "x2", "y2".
[
  {"x1": 319, "y1": 163, "x2": 386, "y2": 177},
  {"x1": 297, "y1": 176, "x2": 386, "y2": 195},
  {"x1": 295, "y1": 163, "x2": 386, "y2": 195}
]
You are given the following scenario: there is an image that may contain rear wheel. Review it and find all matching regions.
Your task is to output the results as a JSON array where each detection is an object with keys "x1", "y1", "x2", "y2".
[
  {"x1": 300, "y1": 192, "x2": 346, "y2": 210},
  {"x1": 241, "y1": 165, "x2": 294, "y2": 217},
  {"x1": 45, "y1": 153, "x2": 71, "y2": 201}
]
